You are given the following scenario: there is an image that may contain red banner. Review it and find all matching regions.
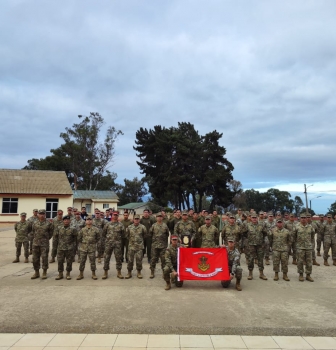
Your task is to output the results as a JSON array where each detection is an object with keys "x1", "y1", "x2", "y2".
[{"x1": 177, "y1": 248, "x2": 230, "y2": 281}]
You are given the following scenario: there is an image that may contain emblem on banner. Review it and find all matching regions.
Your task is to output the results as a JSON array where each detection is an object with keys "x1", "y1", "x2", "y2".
[{"x1": 198, "y1": 256, "x2": 210, "y2": 272}]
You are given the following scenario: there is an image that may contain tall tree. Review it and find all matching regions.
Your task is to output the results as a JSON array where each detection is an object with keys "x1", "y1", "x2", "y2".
[
  {"x1": 328, "y1": 201, "x2": 336, "y2": 216},
  {"x1": 293, "y1": 196, "x2": 304, "y2": 216},
  {"x1": 23, "y1": 113, "x2": 123, "y2": 190},
  {"x1": 116, "y1": 177, "x2": 148, "y2": 206}
]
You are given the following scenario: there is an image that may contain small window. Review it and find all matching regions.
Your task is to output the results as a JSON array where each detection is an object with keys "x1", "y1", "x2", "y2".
[
  {"x1": 86, "y1": 204, "x2": 92, "y2": 213},
  {"x1": 2, "y1": 198, "x2": 18, "y2": 213},
  {"x1": 103, "y1": 204, "x2": 109, "y2": 209},
  {"x1": 46, "y1": 198, "x2": 59, "y2": 219}
]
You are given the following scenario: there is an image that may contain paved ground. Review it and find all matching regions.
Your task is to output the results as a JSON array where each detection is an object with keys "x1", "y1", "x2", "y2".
[
  {"x1": 1, "y1": 228, "x2": 336, "y2": 336},
  {"x1": 1, "y1": 334, "x2": 336, "y2": 349}
]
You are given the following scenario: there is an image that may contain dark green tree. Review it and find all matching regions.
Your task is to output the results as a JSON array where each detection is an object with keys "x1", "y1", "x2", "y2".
[
  {"x1": 327, "y1": 201, "x2": 336, "y2": 217},
  {"x1": 116, "y1": 177, "x2": 148, "y2": 206},
  {"x1": 293, "y1": 196, "x2": 304, "y2": 216}
]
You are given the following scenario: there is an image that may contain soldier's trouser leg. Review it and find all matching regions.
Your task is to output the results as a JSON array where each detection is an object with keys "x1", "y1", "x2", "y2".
[
  {"x1": 32, "y1": 246, "x2": 41, "y2": 270},
  {"x1": 316, "y1": 233, "x2": 322, "y2": 252},
  {"x1": 331, "y1": 240, "x2": 336, "y2": 260},
  {"x1": 89, "y1": 251, "x2": 96, "y2": 271},
  {"x1": 280, "y1": 251, "x2": 289, "y2": 273},
  {"x1": 51, "y1": 238, "x2": 57, "y2": 259},
  {"x1": 150, "y1": 247, "x2": 160, "y2": 270},
  {"x1": 41, "y1": 246, "x2": 49, "y2": 270},
  {"x1": 163, "y1": 265, "x2": 173, "y2": 282},
  {"x1": 323, "y1": 238, "x2": 331, "y2": 260},
  {"x1": 146, "y1": 237, "x2": 152, "y2": 261},
  {"x1": 273, "y1": 250, "x2": 280, "y2": 272},
  {"x1": 64, "y1": 250, "x2": 73, "y2": 272},
  {"x1": 135, "y1": 249, "x2": 143, "y2": 271},
  {"x1": 257, "y1": 245, "x2": 265, "y2": 271},
  {"x1": 103, "y1": 245, "x2": 113, "y2": 271},
  {"x1": 127, "y1": 249, "x2": 135, "y2": 271},
  {"x1": 114, "y1": 245, "x2": 122, "y2": 270},
  {"x1": 235, "y1": 265, "x2": 243, "y2": 280},
  {"x1": 247, "y1": 245, "x2": 257, "y2": 271},
  {"x1": 264, "y1": 237, "x2": 270, "y2": 259},
  {"x1": 57, "y1": 250, "x2": 65, "y2": 272},
  {"x1": 244, "y1": 238, "x2": 250, "y2": 260},
  {"x1": 311, "y1": 238, "x2": 316, "y2": 260},
  {"x1": 23, "y1": 241, "x2": 29, "y2": 258},
  {"x1": 121, "y1": 238, "x2": 129, "y2": 261},
  {"x1": 79, "y1": 250, "x2": 88, "y2": 271},
  {"x1": 29, "y1": 239, "x2": 33, "y2": 252},
  {"x1": 159, "y1": 248, "x2": 166, "y2": 270},
  {"x1": 15, "y1": 242, "x2": 22, "y2": 257},
  {"x1": 297, "y1": 249, "x2": 312, "y2": 275}
]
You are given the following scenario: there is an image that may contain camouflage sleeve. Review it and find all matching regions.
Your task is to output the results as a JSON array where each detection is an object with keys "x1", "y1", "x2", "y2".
[
  {"x1": 239, "y1": 222, "x2": 248, "y2": 236},
  {"x1": 48, "y1": 222, "x2": 53, "y2": 240},
  {"x1": 310, "y1": 226, "x2": 315, "y2": 241},
  {"x1": 53, "y1": 228, "x2": 59, "y2": 249},
  {"x1": 231, "y1": 250, "x2": 240, "y2": 275},
  {"x1": 194, "y1": 227, "x2": 201, "y2": 243},
  {"x1": 190, "y1": 222, "x2": 196, "y2": 240},
  {"x1": 268, "y1": 229, "x2": 273, "y2": 247},
  {"x1": 173, "y1": 222, "x2": 179, "y2": 235},
  {"x1": 125, "y1": 227, "x2": 130, "y2": 240},
  {"x1": 214, "y1": 227, "x2": 219, "y2": 246},
  {"x1": 102, "y1": 224, "x2": 107, "y2": 239},
  {"x1": 77, "y1": 228, "x2": 83, "y2": 243},
  {"x1": 95, "y1": 227, "x2": 100, "y2": 242},
  {"x1": 148, "y1": 224, "x2": 154, "y2": 239},
  {"x1": 293, "y1": 227, "x2": 297, "y2": 243},
  {"x1": 164, "y1": 249, "x2": 174, "y2": 271},
  {"x1": 14, "y1": 222, "x2": 18, "y2": 233}
]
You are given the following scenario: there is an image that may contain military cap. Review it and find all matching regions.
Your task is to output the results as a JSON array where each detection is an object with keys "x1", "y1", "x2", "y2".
[
  {"x1": 276, "y1": 218, "x2": 283, "y2": 223},
  {"x1": 171, "y1": 234, "x2": 178, "y2": 239},
  {"x1": 205, "y1": 215, "x2": 211, "y2": 220},
  {"x1": 20, "y1": 212, "x2": 27, "y2": 216},
  {"x1": 276, "y1": 211, "x2": 281, "y2": 215},
  {"x1": 242, "y1": 212, "x2": 247, "y2": 218},
  {"x1": 226, "y1": 212, "x2": 232, "y2": 216},
  {"x1": 86, "y1": 215, "x2": 93, "y2": 219},
  {"x1": 319, "y1": 214, "x2": 324, "y2": 218},
  {"x1": 229, "y1": 214, "x2": 235, "y2": 219},
  {"x1": 259, "y1": 211, "x2": 264, "y2": 215},
  {"x1": 300, "y1": 213, "x2": 307, "y2": 218},
  {"x1": 134, "y1": 214, "x2": 140, "y2": 219},
  {"x1": 327, "y1": 214, "x2": 332, "y2": 218},
  {"x1": 63, "y1": 215, "x2": 71, "y2": 220},
  {"x1": 307, "y1": 213, "x2": 311, "y2": 218},
  {"x1": 182, "y1": 210, "x2": 188, "y2": 215},
  {"x1": 156, "y1": 212, "x2": 163, "y2": 217},
  {"x1": 33, "y1": 209, "x2": 38, "y2": 212},
  {"x1": 251, "y1": 213, "x2": 257, "y2": 218},
  {"x1": 38, "y1": 209, "x2": 46, "y2": 214},
  {"x1": 289, "y1": 213, "x2": 294, "y2": 217},
  {"x1": 112, "y1": 211, "x2": 119, "y2": 215},
  {"x1": 268, "y1": 212, "x2": 274, "y2": 216},
  {"x1": 227, "y1": 238, "x2": 235, "y2": 242}
]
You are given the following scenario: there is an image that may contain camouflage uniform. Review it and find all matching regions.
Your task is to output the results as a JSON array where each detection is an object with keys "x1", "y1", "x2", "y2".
[
  {"x1": 121, "y1": 218, "x2": 133, "y2": 261},
  {"x1": 211, "y1": 215, "x2": 220, "y2": 229},
  {"x1": 126, "y1": 223, "x2": 147, "y2": 271},
  {"x1": 221, "y1": 247, "x2": 243, "y2": 287},
  {"x1": 269, "y1": 227, "x2": 291, "y2": 273},
  {"x1": 53, "y1": 224, "x2": 77, "y2": 273},
  {"x1": 284, "y1": 219, "x2": 297, "y2": 261},
  {"x1": 168, "y1": 216, "x2": 182, "y2": 232},
  {"x1": 315, "y1": 217, "x2": 325, "y2": 254},
  {"x1": 263, "y1": 219, "x2": 275, "y2": 260},
  {"x1": 307, "y1": 219, "x2": 318, "y2": 260},
  {"x1": 240, "y1": 222, "x2": 269, "y2": 272},
  {"x1": 149, "y1": 222, "x2": 170, "y2": 270},
  {"x1": 14, "y1": 220, "x2": 32, "y2": 259},
  {"x1": 140, "y1": 216, "x2": 155, "y2": 261},
  {"x1": 102, "y1": 221, "x2": 124, "y2": 271},
  {"x1": 163, "y1": 244, "x2": 179, "y2": 282},
  {"x1": 174, "y1": 220, "x2": 196, "y2": 247},
  {"x1": 221, "y1": 223, "x2": 241, "y2": 246},
  {"x1": 77, "y1": 226, "x2": 100, "y2": 271},
  {"x1": 51, "y1": 217, "x2": 64, "y2": 259},
  {"x1": 321, "y1": 221, "x2": 336, "y2": 261},
  {"x1": 92, "y1": 218, "x2": 106, "y2": 258},
  {"x1": 31, "y1": 220, "x2": 53, "y2": 270},
  {"x1": 293, "y1": 223, "x2": 315, "y2": 275},
  {"x1": 70, "y1": 217, "x2": 85, "y2": 258},
  {"x1": 191, "y1": 219, "x2": 202, "y2": 247},
  {"x1": 27, "y1": 214, "x2": 38, "y2": 253},
  {"x1": 194, "y1": 224, "x2": 219, "y2": 248}
]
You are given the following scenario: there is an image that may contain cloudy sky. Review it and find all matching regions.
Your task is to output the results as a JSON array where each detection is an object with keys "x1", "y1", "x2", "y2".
[{"x1": 1, "y1": 0, "x2": 335, "y2": 213}]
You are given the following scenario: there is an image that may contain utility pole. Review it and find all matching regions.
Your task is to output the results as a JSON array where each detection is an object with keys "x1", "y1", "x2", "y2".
[{"x1": 304, "y1": 184, "x2": 313, "y2": 214}]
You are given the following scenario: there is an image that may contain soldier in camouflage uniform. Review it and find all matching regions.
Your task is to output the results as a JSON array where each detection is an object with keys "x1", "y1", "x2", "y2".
[
  {"x1": 307, "y1": 213, "x2": 320, "y2": 266},
  {"x1": 240, "y1": 212, "x2": 269, "y2": 280},
  {"x1": 77, "y1": 216, "x2": 100, "y2": 280},
  {"x1": 53, "y1": 215, "x2": 77, "y2": 280},
  {"x1": 148, "y1": 213, "x2": 170, "y2": 278},
  {"x1": 121, "y1": 212, "x2": 133, "y2": 262},
  {"x1": 163, "y1": 235, "x2": 181, "y2": 290},
  {"x1": 27, "y1": 209, "x2": 39, "y2": 255},
  {"x1": 285, "y1": 213, "x2": 298, "y2": 264},
  {"x1": 191, "y1": 212, "x2": 201, "y2": 247},
  {"x1": 268, "y1": 219, "x2": 291, "y2": 281},
  {"x1": 71, "y1": 211, "x2": 85, "y2": 261},
  {"x1": 221, "y1": 239, "x2": 243, "y2": 291},
  {"x1": 102, "y1": 211, "x2": 125, "y2": 279},
  {"x1": 194, "y1": 216, "x2": 219, "y2": 248},
  {"x1": 174, "y1": 210, "x2": 196, "y2": 247},
  {"x1": 321, "y1": 214, "x2": 336, "y2": 266},
  {"x1": 140, "y1": 209, "x2": 156, "y2": 263},
  {"x1": 92, "y1": 212, "x2": 106, "y2": 263},
  {"x1": 211, "y1": 210, "x2": 221, "y2": 229},
  {"x1": 221, "y1": 214, "x2": 241, "y2": 246},
  {"x1": 125, "y1": 214, "x2": 147, "y2": 279},
  {"x1": 316, "y1": 214, "x2": 325, "y2": 256},
  {"x1": 30, "y1": 209, "x2": 53, "y2": 279},
  {"x1": 50, "y1": 210, "x2": 64, "y2": 263},
  {"x1": 293, "y1": 213, "x2": 315, "y2": 282},
  {"x1": 168, "y1": 209, "x2": 182, "y2": 232},
  {"x1": 13, "y1": 213, "x2": 32, "y2": 263},
  {"x1": 263, "y1": 212, "x2": 275, "y2": 265}
]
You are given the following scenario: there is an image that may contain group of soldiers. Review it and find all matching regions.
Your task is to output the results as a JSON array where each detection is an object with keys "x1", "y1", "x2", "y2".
[{"x1": 13, "y1": 206, "x2": 336, "y2": 291}]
